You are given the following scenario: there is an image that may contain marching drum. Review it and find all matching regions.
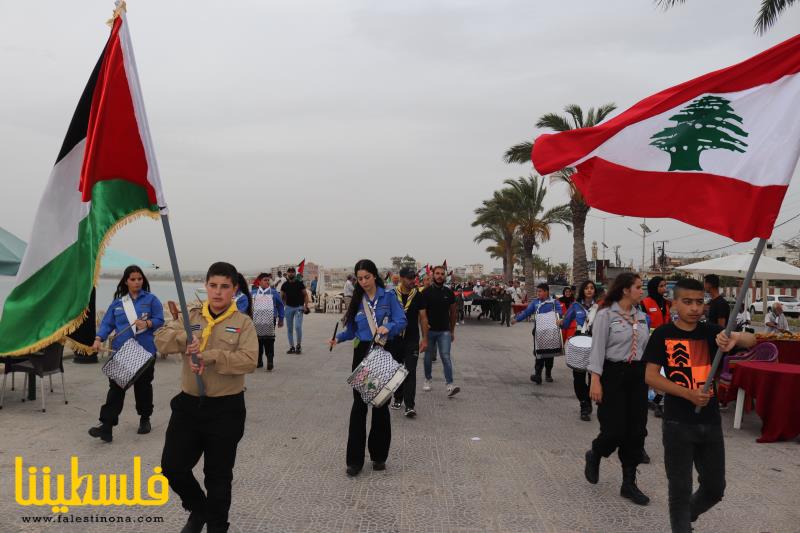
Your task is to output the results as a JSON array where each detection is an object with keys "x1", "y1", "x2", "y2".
[
  {"x1": 347, "y1": 344, "x2": 408, "y2": 407},
  {"x1": 565, "y1": 335, "x2": 592, "y2": 371},
  {"x1": 102, "y1": 338, "x2": 155, "y2": 390}
]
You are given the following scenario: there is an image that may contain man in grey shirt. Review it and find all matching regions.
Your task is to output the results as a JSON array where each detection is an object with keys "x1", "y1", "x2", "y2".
[{"x1": 765, "y1": 302, "x2": 789, "y2": 334}]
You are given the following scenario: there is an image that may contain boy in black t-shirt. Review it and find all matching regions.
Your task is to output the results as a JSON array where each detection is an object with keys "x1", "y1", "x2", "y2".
[{"x1": 643, "y1": 278, "x2": 755, "y2": 533}]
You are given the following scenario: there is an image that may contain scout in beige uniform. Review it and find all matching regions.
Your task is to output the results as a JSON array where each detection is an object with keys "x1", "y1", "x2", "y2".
[{"x1": 155, "y1": 262, "x2": 257, "y2": 533}]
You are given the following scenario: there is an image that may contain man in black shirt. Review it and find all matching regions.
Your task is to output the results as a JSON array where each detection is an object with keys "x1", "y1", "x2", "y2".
[
  {"x1": 420, "y1": 266, "x2": 460, "y2": 397},
  {"x1": 703, "y1": 274, "x2": 729, "y2": 327},
  {"x1": 386, "y1": 267, "x2": 424, "y2": 417},
  {"x1": 643, "y1": 278, "x2": 755, "y2": 533},
  {"x1": 280, "y1": 267, "x2": 310, "y2": 354}
]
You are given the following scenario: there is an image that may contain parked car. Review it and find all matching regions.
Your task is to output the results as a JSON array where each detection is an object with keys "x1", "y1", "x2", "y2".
[{"x1": 749, "y1": 295, "x2": 800, "y2": 317}]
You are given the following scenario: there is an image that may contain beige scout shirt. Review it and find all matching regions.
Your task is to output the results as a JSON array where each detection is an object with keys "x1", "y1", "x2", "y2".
[{"x1": 155, "y1": 307, "x2": 258, "y2": 397}]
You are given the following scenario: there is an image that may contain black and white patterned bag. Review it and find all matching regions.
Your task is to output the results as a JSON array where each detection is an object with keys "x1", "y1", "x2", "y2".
[
  {"x1": 252, "y1": 293, "x2": 276, "y2": 337},
  {"x1": 102, "y1": 338, "x2": 155, "y2": 390},
  {"x1": 533, "y1": 300, "x2": 563, "y2": 359},
  {"x1": 347, "y1": 344, "x2": 408, "y2": 407}
]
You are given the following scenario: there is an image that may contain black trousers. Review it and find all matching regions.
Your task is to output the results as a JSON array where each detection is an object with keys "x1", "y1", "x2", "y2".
[
  {"x1": 99, "y1": 360, "x2": 154, "y2": 426},
  {"x1": 347, "y1": 342, "x2": 391, "y2": 467},
  {"x1": 591, "y1": 360, "x2": 648, "y2": 468},
  {"x1": 390, "y1": 340, "x2": 419, "y2": 409},
  {"x1": 663, "y1": 420, "x2": 726, "y2": 533},
  {"x1": 500, "y1": 304, "x2": 512, "y2": 326},
  {"x1": 161, "y1": 392, "x2": 246, "y2": 530},
  {"x1": 573, "y1": 369, "x2": 590, "y2": 403},
  {"x1": 533, "y1": 357, "x2": 554, "y2": 375},
  {"x1": 257, "y1": 336, "x2": 275, "y2": 368}
]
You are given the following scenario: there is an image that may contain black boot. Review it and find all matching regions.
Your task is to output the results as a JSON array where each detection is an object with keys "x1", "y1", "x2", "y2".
[
  {"x1": 620, "y1": 465, "x2": 650, "y2": 505},
  {"x1": 531, "y1": 372, "x2": 542, "y2": 385},
  {"x1": 579, "y1": 401, "x2": 592, "y2": 422},
  {"x1": 584, "y1": 449, "x2": 600, "y2": 484},
  {"x1": 207, "y1": 523, "x2": 229, "y2": 533},
  {"x1": 137, "y1": 416, "x2": 151, "y2": 434},
  {"x1": 88, "y1": 423, "x2": 112, "y2": 442},
  {"x1": 545, "y1": 370, "x2": 554, "y2": 383},
  {"x1": 180, "y1": 510, "x2": 206, "y2": 533}
]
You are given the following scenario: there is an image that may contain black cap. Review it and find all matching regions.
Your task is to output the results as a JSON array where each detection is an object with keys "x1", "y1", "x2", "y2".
[{"x1": 399, "y1": 267, "x2": 416, "y2": 279}]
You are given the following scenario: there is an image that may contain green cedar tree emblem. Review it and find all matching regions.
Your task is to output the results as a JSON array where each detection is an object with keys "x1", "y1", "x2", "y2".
[{"x1": 649, "y1": 95, "x2": 748, "y2": 171}]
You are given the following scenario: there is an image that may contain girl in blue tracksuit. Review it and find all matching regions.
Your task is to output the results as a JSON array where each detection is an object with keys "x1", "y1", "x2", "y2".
[
  {"x1": 250, "y1": 273, "x2": 285, "y2": 370},
  {"x1": 329, "y1": 259, "x2": 407, "y2": 477},
  {"x1": 89, "y1": 265, "x2": 164, "y2": 442},
  {"x1": 561, "y1": 280, "x2": 598, "y2": 422},
  {"x1": 513, "y1": 283, "x2": 562, "y2": 384}
]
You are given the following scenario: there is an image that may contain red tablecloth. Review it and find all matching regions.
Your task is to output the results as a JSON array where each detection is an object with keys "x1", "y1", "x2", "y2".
[
  {"x1": 512, "y1": 303, "x2": 527, "y2": 315},
  {"x1": 731, "y1": 361, "x2": 800, "y2": 443},
  {"x1": 756, "y1": 339, "x2": 800, "y2": 364}
]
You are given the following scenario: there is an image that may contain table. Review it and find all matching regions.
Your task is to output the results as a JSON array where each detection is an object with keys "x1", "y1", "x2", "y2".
[
  {"x1": 755, "y1": 339, "x2": 800, "y2": 364},
  {"x1": 731, "y1": 361, "x2": 800, "y2": 442}
]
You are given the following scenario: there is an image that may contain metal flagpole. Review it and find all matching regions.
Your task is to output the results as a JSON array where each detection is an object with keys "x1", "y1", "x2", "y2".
[
  {"x1": 116, "y1": 4, "x2": 205, "y2": 396},
  {"x1": 696, "y1": 238, "x2": 767, "y2": 413}
]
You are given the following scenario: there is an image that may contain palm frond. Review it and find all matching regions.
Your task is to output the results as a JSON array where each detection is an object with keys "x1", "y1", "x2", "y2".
[
  {"x1": 756, "y1": 0, "x2": 795, "y2": 34},
  {"x1": 564, "y1": 104, "x2": 584, "y2": 129},
  {"x1": 655, "y1": 0, "x2": 685, "y2": 8},
  {"x1": 535, "y1": 113, "x2": 572, "y2": 132},
  {"x1": 503, "y1": 141, "x2": 533, "y2": 164},
  {"x1": 593, "y1": 103, "x2": 617, "y2": 125}
]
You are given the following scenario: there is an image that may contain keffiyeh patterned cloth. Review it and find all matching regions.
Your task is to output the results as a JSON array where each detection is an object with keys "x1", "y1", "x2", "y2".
[{"x1": 253, "y1": 292, "x2": 276, "y2": 337}]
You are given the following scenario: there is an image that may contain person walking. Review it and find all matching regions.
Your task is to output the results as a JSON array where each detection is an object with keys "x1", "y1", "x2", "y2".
[
  {"x1": 513, "y1": 283, "x2": 562, "y2": 384},
  {"x1": 584, "y1": 272, "x2": 652, "y2": 506},
  {"x1": 387, "y1": 267, "x2": 424, "y2": 417},
  {"x1": 641, "y1": 276, "x2": 671, "y2": 418},
  {"x1": 250, "y1": 273, "x2": 285, "y2": 371},
  {"x1": 281, "y1": 266, "x2": 310, "y2": 354},
  {"x1": 329, "y1": 259, "x2": 407, "y2": 476},
  {"x1": 343, "y1": 274, "x2": 355, "y2": 312},
  {"x1": 420, "y1": 266, "x2": 460, "y2": 397},
  {"x1": 644, "y1": 278, "x2": 755, "y2": 532},
  {"x1": 89, "y1": 265, "x2": 164, "y2": 442},
  {"x1": 155, "y1": 262, "x2": 258, "y2": 533},
  {"x1": 561, "y1": 280, "x2": 599, "y2": 422}
]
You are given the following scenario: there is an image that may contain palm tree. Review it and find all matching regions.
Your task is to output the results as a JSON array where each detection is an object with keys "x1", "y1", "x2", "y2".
[
  {"x1": 472, "y1": 190, "x2": 518, "y2": 282},
  {"x1": 502, "y1": 175, "x2": 571, "y2": 284},
  {"x1": 504, "y1": 103, "x2": 616, "y2": 285},
  {"x1": 656, "y1": 0, "x2": 796, "y2": 34}
]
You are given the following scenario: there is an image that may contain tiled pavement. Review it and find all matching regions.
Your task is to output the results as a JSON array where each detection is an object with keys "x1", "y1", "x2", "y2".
[{"x1": 1, "y1": 313, "x2": 798, "y2": 533}]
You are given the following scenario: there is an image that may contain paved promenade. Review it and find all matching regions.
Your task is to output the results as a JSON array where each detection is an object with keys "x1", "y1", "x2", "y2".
[{"x1": 1, "y1": 313, "x2": 797, "y2": 533}]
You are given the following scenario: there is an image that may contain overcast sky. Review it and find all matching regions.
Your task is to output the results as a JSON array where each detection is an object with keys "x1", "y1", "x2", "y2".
[{"x1": 2, "y1": 0, "x2": 800, "y2": 272}]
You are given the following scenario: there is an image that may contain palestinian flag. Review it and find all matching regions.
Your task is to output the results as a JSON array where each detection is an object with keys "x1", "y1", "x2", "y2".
[
  {"x1": 532, "y1": 35, "x2": 800, "y2": 242},
  {"x1": 0, "y1": 12, "x2": 165, "y2": 355}
]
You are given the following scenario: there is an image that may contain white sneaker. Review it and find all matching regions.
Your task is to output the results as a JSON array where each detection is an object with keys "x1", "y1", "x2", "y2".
[
  {"x1": 447, "y1": 384, "x2": 461, "y2": 397},
  {"x1": 423, "y1": 380, "x2": 432, "y2": 391}
]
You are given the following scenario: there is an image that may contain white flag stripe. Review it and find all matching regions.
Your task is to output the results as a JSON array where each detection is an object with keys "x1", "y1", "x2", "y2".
[
  {"x1": 119, "y1": 12, "x2": 166, "y2": 209},
  {"x1": 576, "y1": 72, "x2": 800, "y2": 187},
  {"x1": 15, "y1": 140, "x2": 90, "y2": 285}
]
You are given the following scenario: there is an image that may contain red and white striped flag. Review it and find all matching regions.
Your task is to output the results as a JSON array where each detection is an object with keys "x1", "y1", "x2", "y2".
[{"x1": 532, "y1": 35, "x2": 800, "y2": 242}]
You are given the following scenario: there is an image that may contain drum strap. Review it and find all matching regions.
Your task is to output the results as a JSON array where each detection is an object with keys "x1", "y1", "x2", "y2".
[{"x1": 121, "y1": 295, "x2": 139, "y2": 335}]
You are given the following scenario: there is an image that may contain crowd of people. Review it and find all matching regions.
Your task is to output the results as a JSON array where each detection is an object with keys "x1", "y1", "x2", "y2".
[{"x1": 82, "y1": 261, "x2": 778, "y2": 533}]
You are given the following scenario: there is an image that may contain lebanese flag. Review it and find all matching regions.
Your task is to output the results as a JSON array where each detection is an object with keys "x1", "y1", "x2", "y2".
[
  {"x1": 0, "y1": 13, "x2": 165, "y2": 355},
  {"x1": 298, "y1": 258, "x2": 306, "y2": 275},
  {"x1": 532, "y1": 35, "x2": 800, "y2": 242}
]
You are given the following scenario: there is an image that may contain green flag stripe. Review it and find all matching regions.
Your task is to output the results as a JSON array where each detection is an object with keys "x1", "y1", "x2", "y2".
[{"x1": 0, "y1": 179, "x2": 157, "y2": 355}]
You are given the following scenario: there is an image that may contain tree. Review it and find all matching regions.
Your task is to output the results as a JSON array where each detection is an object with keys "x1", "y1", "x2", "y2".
[
  {"x1": 472, "y1": 190, "x2": 519, "y2": 282},
  {"x1": 505, "y1": 103, "x2": 616, "y2": 285},
  {"x1": 650, "y1": 96, "x2": 748, "y2": 171},
  {"x1": 656, "y1": 0, "x2": 797, "y2": 34},
  {"x1": 390, "y1": 255, "x2": 417, "y2": 271},
  {"x1": 502, "y1": 175, "x2": 571, "y2": 285}
]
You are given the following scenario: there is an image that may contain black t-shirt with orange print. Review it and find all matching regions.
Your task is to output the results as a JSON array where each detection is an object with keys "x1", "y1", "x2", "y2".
[{"x1": 643, "y1": 321, "x2": 723, "y2": 424}]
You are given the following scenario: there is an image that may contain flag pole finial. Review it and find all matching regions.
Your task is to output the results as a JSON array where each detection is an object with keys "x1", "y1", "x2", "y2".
[{"x1": 106, "y1": 1, "x2": 127, "y2": 27}]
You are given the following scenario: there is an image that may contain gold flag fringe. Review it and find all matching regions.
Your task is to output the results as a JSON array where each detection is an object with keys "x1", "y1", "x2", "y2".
[{"x1": 0, "y1": 208, "x2": 159, "y2": 357}]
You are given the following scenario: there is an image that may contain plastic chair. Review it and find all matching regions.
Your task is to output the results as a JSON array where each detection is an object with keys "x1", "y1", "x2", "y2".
[{"x1": 0, "y1": 343, "x2": 68, "y2": 412}]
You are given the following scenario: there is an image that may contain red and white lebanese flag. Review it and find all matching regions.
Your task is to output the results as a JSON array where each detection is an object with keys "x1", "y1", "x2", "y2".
[
  {"x1": 0, "y1": 11, "x2": 165, "y2": 355},
  {"x1": 532, "y1": 35, "x2": 800, "y2": 242}
]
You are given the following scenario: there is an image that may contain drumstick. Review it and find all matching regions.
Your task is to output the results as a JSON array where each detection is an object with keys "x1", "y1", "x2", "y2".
[{"x1": 329, "y1": 322, "x2": 339, "y2": 352}]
